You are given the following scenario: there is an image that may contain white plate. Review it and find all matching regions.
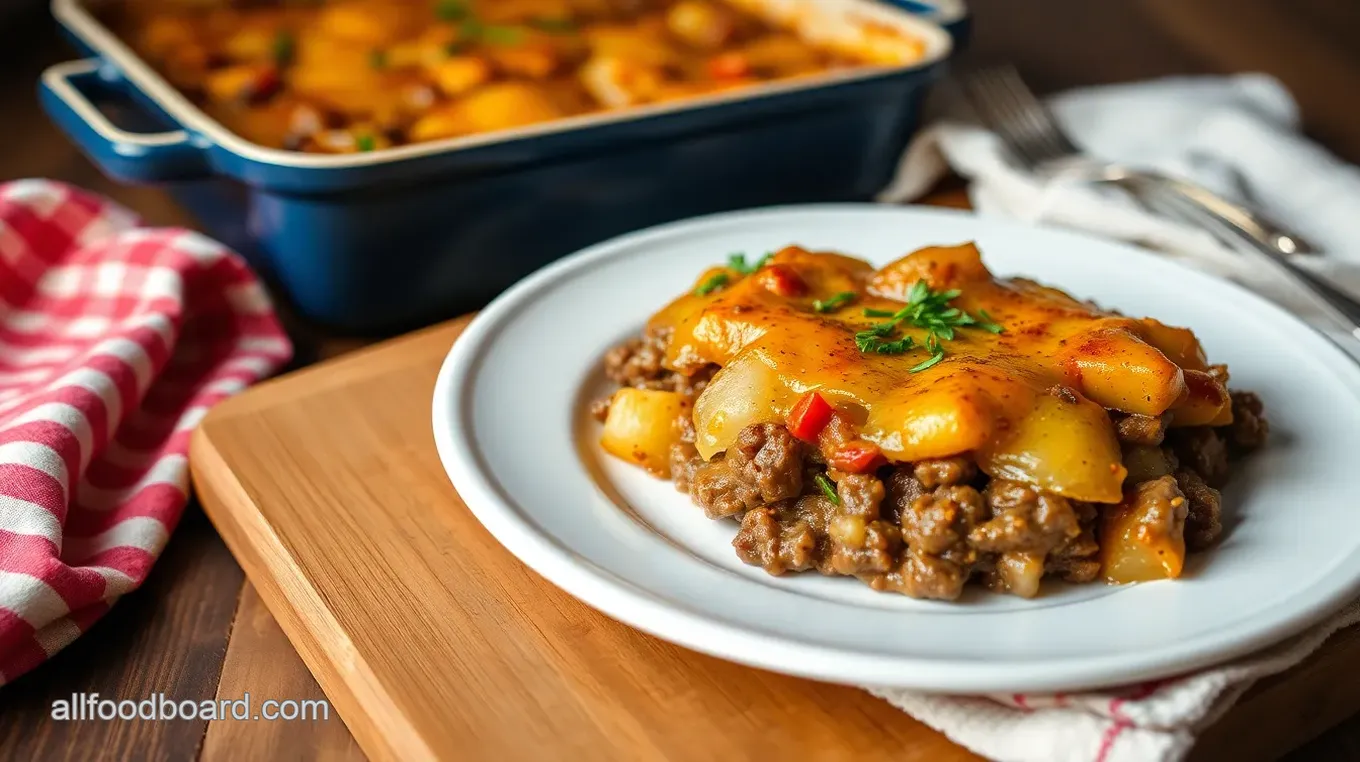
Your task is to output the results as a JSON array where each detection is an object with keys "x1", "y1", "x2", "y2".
[{"x1": 433, "y1": 205, "x2": 1360, "y2": 693}]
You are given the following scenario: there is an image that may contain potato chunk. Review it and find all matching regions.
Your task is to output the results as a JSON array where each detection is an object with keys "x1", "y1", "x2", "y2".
[
  {"x1": 601, "y1": 389, "x2": 692, "y2": 477},
  {"x1": 1099, "y1": 476, "x2": 1188, "y2": 583},
  {"x1": 1137, "y1": 318, "x2": 1209, "y2": 371},
  {"x1": 978, "y1": 390, "x2": 1126, "y2": 503},
  {"x1": 665, "y1": 0, "x2": 738, "y2": 49},
  {"x1": 868, "y1": 242, "x2": 990, "y2": 299},
  {"x1": 1168, "y1": 369, "x2": 1231, "y2": 427},
  {"x1": 1059, "y1": 327, "x2": 1186, "y2": 415},
  {"x1": 691, "y1": 352, "x2": 790, "y2": 460}
]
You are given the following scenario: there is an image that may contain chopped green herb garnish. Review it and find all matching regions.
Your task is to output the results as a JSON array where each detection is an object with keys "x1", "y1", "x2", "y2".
[
  {"x1": 873, "y1": 337, "x2": 916, "y2": 354},
  {"x1": 445, "y1": 39, "x2": 472, "y2": 56},
  {"x1": 813, "y1": 291, "x2": 856, "y2": 314},
  {"x1": 910, "y1": 350, "x2": 946, "y2": 372},
  {"x1": 976, "y1": 309, "x2": 1005, "y2": 333},
  {"x1": 727, "y1": 252, "x2": 773, "y2": 275},
  {"x1": 694, "y1": 273, "x2": 730, "y2": 296},
  {"x1": 815, "y1": 473, "x2": 840, "y2": 505},
  {"x1": 852, "y1": 280, "x2": 1003, "y2": 370},
  {"x1": 529, "y1": 16, "x2": 578, "y2": 33},
  {"x1": 369, "y1": 49, "x2": 388, "y2": 70},
  {"x1": 436, "y1": 0, "x2": 470, "y2": 21},
  {"x1": 355, "y1": 134, "x2": 376, "y2": 152},
  {"x1": 479, "y1": 24, "x2": 523, "y2": 45},
  {"x1": 272, "y1": 30, "x2": 295, "y2": 66},
  {"x1": 459, "y1": 16, "x2": 485, "y2": 39}
]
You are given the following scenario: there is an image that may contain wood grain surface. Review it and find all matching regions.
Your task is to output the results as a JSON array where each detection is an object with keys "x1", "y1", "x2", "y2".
[
  {"x1": 189, "y1": 318, "x2": 1360, "y2": 762},
  {"x1": 0, "y1": 509, "x2": 243, "y2": 762},
  {"x1": 0, "y1": 0, "x2": 1358, "y2": 760}
]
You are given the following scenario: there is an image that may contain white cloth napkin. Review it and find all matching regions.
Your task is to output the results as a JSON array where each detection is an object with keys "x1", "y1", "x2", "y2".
[
  {"x1": 881, "y1": 73, "x2": 1360, "y2": 330},
  {"x1": 871, "y1": 74, "x2": 1360, "y2": 762}
]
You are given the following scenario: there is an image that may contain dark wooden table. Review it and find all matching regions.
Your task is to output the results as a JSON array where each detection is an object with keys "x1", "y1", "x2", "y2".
[{"x1": 0, "y1": 2, "x2": 1358, "y2": 760}]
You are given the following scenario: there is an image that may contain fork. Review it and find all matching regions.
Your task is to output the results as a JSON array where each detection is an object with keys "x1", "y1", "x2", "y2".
[
  {"x1": 958, "y1": 67, "x2": 1317, "y2": 255},
  {"x1": 959, "y1": 66, "x2": 1360, "y2": 340}
]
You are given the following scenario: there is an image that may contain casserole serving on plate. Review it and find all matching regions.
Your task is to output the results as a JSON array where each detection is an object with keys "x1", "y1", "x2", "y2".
[
  {"x1": 41, "y1": 0, "x2": 952, "y2": 333},
  {"x1": 589, "y1": 241, "x2": 1266, "y2": 600}
]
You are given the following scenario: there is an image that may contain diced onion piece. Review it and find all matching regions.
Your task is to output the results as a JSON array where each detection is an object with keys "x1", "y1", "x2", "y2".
[
  {"x1": 992, "y1": 552, "x2": 1044, "y2": 598},
  {"x1": 579, "y1": 55, "x2": 661, "y2": 108},
  {"x1": 1099, "y1": 477, "x2": 1187, "y2": 583}
]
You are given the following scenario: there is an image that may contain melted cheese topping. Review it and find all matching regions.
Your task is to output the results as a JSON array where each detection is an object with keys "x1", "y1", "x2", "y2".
[{"x1": 648, "y1": 243, "x2": 1230, "y2": 504}]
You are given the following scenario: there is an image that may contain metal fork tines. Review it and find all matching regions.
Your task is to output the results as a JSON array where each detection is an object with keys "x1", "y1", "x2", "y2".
[
  {"x1": 958, "y1": 65, "x2": 1319, "y2": 254},
  {"x1": 955, "y1": 66, "x2": 1360, "y2": 338},
  {"x1": 960, "y1": 66, "x2": 1082, "y2": 172}
]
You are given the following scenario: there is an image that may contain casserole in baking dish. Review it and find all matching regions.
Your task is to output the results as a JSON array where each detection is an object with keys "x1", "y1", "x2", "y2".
[{"x1": 42, "y1": 0, "x2": 953, "y2": 333}]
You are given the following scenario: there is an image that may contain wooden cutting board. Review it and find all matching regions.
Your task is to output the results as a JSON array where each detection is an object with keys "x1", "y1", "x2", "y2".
[{"x1": 189, "y1": 318, "x2": 1360, "y2": 762}]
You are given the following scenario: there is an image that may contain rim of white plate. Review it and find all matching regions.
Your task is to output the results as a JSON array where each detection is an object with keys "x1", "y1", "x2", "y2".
[{"x1": 432, "y1": 204, "x2": 1360, "y2": 692}]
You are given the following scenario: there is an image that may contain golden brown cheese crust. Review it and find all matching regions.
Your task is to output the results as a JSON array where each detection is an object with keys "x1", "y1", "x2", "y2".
[{"x1": 649, "y1": 244, "x2": 1230, "y2": 504}]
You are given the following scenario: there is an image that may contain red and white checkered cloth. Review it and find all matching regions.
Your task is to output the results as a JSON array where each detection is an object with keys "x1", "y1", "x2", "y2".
[{"x1": 0, "y1": 180, "x2": 291, "y2": 684}]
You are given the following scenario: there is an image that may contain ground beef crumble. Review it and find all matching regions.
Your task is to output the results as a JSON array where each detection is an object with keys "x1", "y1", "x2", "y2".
[{"x1": 597, "y1": 332, "x2": 1266, "y2": 600}]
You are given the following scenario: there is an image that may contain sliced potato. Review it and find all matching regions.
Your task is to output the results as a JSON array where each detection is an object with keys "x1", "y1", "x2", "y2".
[
  {"x1": 1099, "y1": 476, "x2": 1188, "y2": 583},
  {"x1": 866, "y1": 381, "x2": 998, "y2": 462},
  {"x1": 1058, "y1": 326, "x2": 1186, "y2": 415},
  {"x1": 691, "y1": 351, "x2": 790, "y2": 460},
  {"x1": 1168, "y1": 369, "x2": 1231, "y2": 427},
  {"x1": 1137, "y1": 318, "x2": 1209, "y2": 371},
  {"x1": 456, "y1": 82, "x2": 568, "y2": 132},
  {"x1": 868, "y1": 242, "x2": 990, "y2": 299},
  {"x1": 978, "y1": 391, "x2": 1126, "y2": 503},
  {"x1": 600, "y1": 389, "x2": 692, "y2": 477}
]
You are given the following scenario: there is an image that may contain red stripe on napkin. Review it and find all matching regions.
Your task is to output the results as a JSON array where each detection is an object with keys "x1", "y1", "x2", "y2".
[{"x1": 0, "y1": 180, "x2": 291, "y2": 683}]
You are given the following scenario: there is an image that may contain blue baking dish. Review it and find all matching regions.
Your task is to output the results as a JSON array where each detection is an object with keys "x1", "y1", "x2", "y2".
[{"x1": 42, "y1": 0, "x2": 954, "y2": 334}]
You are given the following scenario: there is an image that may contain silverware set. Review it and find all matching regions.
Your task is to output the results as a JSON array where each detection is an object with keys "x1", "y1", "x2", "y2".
[{"x1": 957, "y1": 65, "x2": 1360, "y2": 341}]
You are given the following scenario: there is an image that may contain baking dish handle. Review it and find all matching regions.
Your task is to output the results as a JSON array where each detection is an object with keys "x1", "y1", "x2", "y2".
[{"x1": 39, "y1": 59, "x2": 212, "y2": 184}]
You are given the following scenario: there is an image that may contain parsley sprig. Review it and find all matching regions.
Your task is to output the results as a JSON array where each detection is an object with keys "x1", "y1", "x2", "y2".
[
  {"x1": 272, "y1": 30, "x2": 295, "y2": 67},
  {"x1": 694, "y1": 273, "x2": 729, "y2": 296},
  {"x1": 437, "y1": 0, "x2": 524, "y2": 47},
  {"x1": 814, "y1": 473, "x2": 840, "y2": 505},
  {"x1": 813, "y1": 291, "x2": 856, "y2": 314},
  {"x1": 692, "y1": 252, "x2": 772, "y2": 296},
  {"x1": 727, "y1": 252, "x2": 772, "y2": 275},
  {"x1": 854, "y1": 280, "x2": 1002, "y2": 371}
]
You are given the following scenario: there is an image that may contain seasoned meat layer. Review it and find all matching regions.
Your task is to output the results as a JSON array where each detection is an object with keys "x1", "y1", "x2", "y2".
[
  {"x1": 657, "y1": 408, "x2": 1265, "y2": 600},
  {"x1": 597, "y1": 316, "x2": 1265, "y2": 600}
]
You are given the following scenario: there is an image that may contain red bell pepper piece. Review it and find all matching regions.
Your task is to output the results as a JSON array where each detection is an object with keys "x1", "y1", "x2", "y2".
[
  {"x1": 708, "y1": 52, "x2": 751, "y2": 80},
  {"x1": 787, "y1": 391, "x2": 833, "y2": 442},
  {"x1": 830, "y1": 442, "x2": 883, "y2": 473},
  {"x1": 757, "y1": 264, "x2": 808, "y2": 298}
]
